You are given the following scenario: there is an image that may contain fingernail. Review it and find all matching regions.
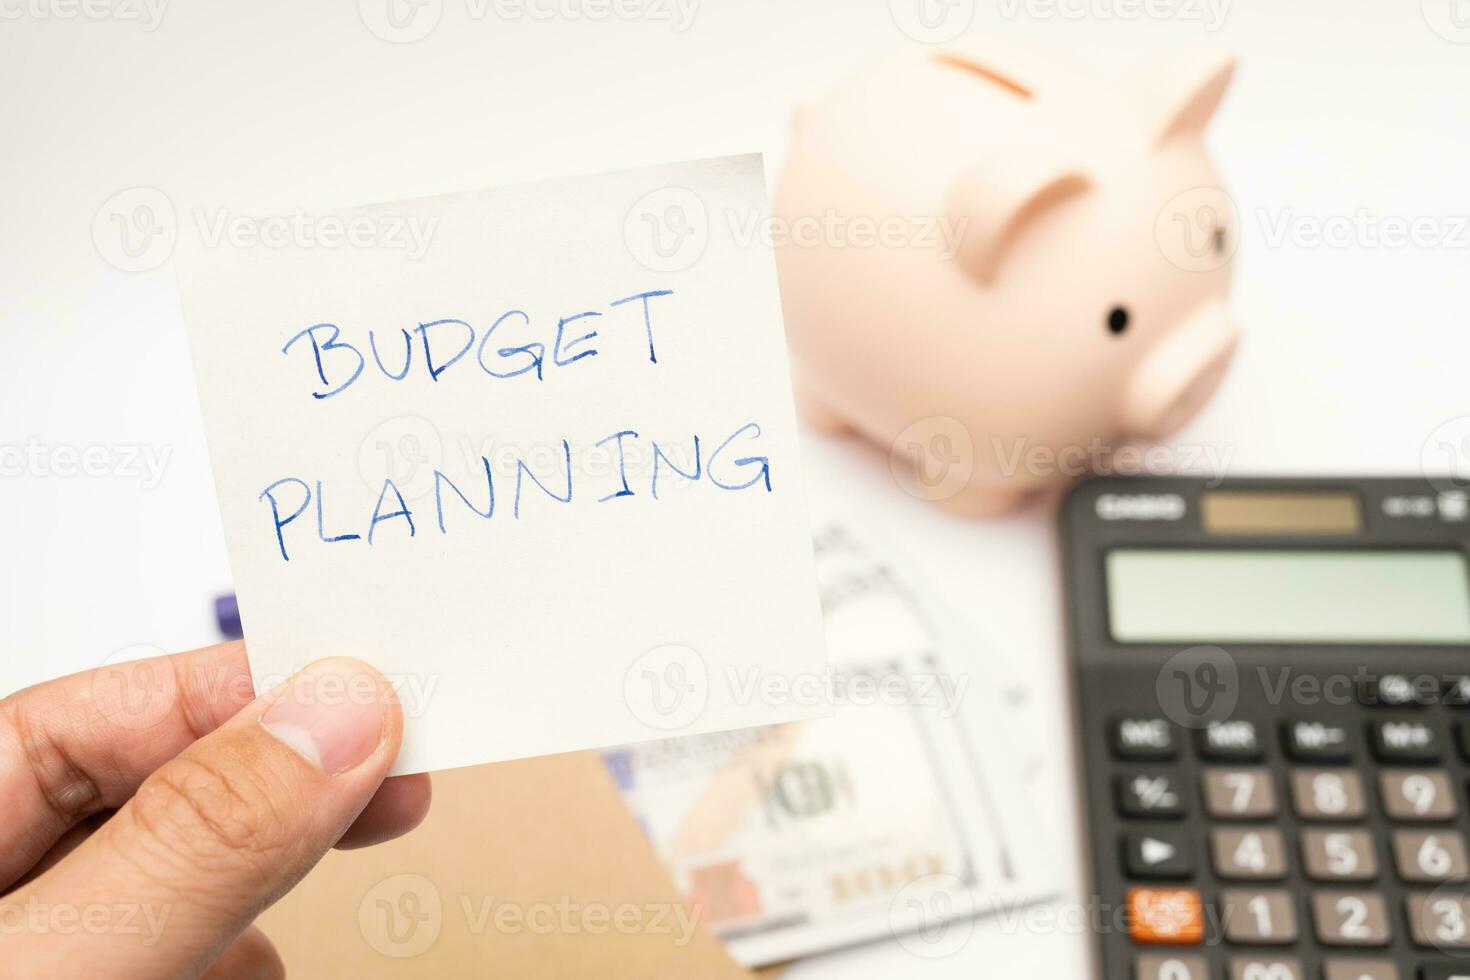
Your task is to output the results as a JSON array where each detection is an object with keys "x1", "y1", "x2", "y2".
[{"x1": 259, "y1": 659, "x2": 391, "y2": 774}]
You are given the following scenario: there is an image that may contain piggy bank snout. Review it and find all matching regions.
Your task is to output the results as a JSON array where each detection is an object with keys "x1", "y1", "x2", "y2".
[{"x1": 1121, "y1": 304, "x2": 1238, "y2": 440}]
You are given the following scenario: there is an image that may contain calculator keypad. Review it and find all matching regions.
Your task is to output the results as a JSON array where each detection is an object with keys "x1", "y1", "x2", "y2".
[{"x1": 1106, "y1": 695, "x2": 1470, "y2": 979}]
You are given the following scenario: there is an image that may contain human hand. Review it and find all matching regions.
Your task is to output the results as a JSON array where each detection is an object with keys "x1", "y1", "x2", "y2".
[{"x1": 0, "y1": 641, "x2": 431, "y2": 978}]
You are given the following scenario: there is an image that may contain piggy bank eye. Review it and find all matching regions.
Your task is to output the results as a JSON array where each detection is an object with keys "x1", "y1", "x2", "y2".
[
  {"x1": 1106, "y1": 306, "x2": 1130, "y2": 336},
  {"x1": 1214, "y1": 227, "x2": 1228, "y2": 254}
]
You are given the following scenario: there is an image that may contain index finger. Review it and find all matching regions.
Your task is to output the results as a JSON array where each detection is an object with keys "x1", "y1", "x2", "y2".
[{"x1": 0, "y1": 641, "x2": 255, "y2": 890}]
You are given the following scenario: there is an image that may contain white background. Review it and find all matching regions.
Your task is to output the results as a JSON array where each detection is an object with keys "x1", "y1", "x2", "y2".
[{"x1": 2, "y1": 1, "x2": 1467, "y2": 976}]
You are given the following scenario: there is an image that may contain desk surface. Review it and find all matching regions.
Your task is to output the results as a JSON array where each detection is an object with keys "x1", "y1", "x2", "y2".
[{"x1": 2, "y1": 3, "x2": 1467, "y2": 976}]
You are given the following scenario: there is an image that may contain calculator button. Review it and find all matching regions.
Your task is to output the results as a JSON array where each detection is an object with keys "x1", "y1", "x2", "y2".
[
  {"x1": 1228, "y1": 958, "x2": 1303, "y2": 980},
  {"x1": 1406, "y1": 893, "x2": 1470, "y2": 948},
  {"x1": 1211, "y1": 828, "x2": 1287, "y2": 880},
  {"x1": 1380, "y1": 770, "x2": 1457, "y2": 821},
  {"x1": 1117, "y1": 774, "x2": 1186, "y2": 819},
  {"x1": 1361, "y1": 674, "x2": 1433, "y2": 707},
  {"x1": 1204, "y1": 768, "x2": 1279, "y2": 819},
  {"x1": 1114, "y1": 719, "x2": 1178, "y2": 760},
  {"x1": 1302, "y1": 829, "x2": 1379, "y2": 882},
  {"x1": 1421, "y1": 963, "x2": 1470, "y2": 980},
  {"x1": 1124, "y1": 832, "x2": 1195, "y2": 880},
  {"x1": 1392, "y1": 831, "x2": 1470, "y2": 883},
  {"x1": 1312, "y1": 891, "x2": 1391, "y2": 946},
  {"x1": 1127, "y1": 887, "x2": 1204, "y2": 945},
  {"x1": 1372, "y1": 720, "x2": 1442, "y2": 763},
  {"x1": 1291, "y1": 769, "x2": 1366, "y2": 820},
  {"x1": 1222, "y1": 889, "x2": 1297, "y2": 944},
  {"x1": 1322, "y1": 960, "x2": 1399, "y2": 980},
  {"x1": 1201, "y1": 720, "x2": 1263, "y2": 761},
  {"x1": 1135, "y1": 954, "x2": 1208, "y2": 980},
  {"x1": 1284, "y1": 720, "x2": 1355, "y2": 762}
]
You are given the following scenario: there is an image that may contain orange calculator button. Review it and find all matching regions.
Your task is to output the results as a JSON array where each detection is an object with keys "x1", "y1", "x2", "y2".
[{"x1": 1127, "y1": 887, "x2": 1204, "y2": 945}]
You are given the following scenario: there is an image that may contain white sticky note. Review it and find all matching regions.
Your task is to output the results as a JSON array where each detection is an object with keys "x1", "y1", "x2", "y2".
[{"x1": 178, "y1": 155, "x2": 828, "y2": 775}]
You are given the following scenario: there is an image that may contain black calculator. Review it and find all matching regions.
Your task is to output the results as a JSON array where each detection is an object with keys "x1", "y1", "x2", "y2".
[{"x1": 1062, "y1": 476, "x2": 1470, "y2": 980}]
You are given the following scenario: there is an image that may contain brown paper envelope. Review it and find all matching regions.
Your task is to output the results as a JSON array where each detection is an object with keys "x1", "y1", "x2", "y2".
[{"x1": 259, "y1": 750, "x2": 779, "y2": 979}]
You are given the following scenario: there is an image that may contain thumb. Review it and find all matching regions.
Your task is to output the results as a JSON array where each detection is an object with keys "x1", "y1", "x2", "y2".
[{"x1": 14, "y1": 657, "x2": 403, "y2": 978}]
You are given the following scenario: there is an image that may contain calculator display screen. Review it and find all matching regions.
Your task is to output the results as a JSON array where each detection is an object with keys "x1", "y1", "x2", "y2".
[{"x1": 1106, "y1": 549, "x2": 1470, "y2": 644}]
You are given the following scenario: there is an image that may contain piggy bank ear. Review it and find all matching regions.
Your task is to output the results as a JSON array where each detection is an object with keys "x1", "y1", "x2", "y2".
[
  {"x1": 1130, "y1": 50, "x2": 1236, "y2": 146},
  {"x1": 945, "y1": 153, "x2": 1092, "y2": 285}
]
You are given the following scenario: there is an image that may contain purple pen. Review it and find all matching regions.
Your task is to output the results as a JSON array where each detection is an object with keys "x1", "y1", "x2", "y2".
[{"x1": 214, "y1": 592, "x2": 243, "y2": 640}]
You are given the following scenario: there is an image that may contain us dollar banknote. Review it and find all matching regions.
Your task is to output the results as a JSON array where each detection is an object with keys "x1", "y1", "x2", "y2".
[{"x1": 602, "y1": 523, "x2": 1056, "y2": 966}]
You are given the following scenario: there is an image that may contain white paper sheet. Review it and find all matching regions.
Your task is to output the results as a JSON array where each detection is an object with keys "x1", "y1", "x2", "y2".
[{"x1": 177, "y1": 155, "x2": 829, "y2": 775}]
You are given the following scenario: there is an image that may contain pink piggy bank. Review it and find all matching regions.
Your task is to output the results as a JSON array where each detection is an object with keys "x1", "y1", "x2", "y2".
[{"x1": 774, "y1": 38, "x2": 1241, "y2": 515}]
